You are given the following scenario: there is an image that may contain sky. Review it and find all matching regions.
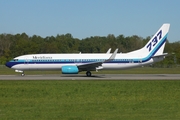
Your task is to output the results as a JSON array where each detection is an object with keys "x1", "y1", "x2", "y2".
[{"x1": 0, "y1": 0, "x2": 180, "y2": 42}]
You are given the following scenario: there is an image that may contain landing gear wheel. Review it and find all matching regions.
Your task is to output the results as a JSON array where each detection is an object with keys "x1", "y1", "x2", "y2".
[
  {"x1": 21, "y1": 73, "x2": 25, "y2": 76},
  {"x1": 86, "y1": 71, "x2": 91, "y2": 77}
]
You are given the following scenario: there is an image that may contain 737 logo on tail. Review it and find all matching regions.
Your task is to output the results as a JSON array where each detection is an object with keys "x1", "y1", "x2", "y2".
[{"x1": 146, "y1": 30, "x2": 162, "y2": 52}]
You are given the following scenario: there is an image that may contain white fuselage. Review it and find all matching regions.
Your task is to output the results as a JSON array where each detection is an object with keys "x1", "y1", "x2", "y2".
[{"x1": 10, "y1": 53, "x2": 163, "y2": 71}]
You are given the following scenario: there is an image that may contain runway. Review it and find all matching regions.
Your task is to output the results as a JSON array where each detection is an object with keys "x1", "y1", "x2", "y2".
[{"x1": 0, "y1": 74, "x2": 180, "y2": 80}]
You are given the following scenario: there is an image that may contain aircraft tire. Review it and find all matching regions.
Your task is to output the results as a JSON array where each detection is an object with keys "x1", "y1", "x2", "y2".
[
  {"x1": 21, "y1": 73, "x2": 25, "y2": 76},
  {"x1": 86, "y1": 71, "x2": 91, "y2": 77}
]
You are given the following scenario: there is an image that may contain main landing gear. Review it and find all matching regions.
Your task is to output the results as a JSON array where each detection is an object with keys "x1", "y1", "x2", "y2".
[{"x1": 86, "y1": 71, "x2": 92, "y2": 77}]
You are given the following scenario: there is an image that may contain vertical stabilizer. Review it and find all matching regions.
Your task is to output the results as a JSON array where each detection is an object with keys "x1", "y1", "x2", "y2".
[{"x1": 141, "y1": 23, "x2": 170, "y2": 57}]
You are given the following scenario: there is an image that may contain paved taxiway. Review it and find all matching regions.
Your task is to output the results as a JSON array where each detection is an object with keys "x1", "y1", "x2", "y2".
[{"x1": 0, "y1": 74, "x2": 180, "y2": 80}]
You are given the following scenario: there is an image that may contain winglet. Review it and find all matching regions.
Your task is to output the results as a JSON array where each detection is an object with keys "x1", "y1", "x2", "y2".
[
  {"x1": 105, "y1": 48, "x2": 118, "y2": 62},
  {"x1": 106, "y1": 48, "x2": 111, "y2": 54}
]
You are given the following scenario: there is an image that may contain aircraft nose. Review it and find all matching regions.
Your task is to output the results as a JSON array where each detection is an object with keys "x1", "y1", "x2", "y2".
[{"x1": 5, "y1": 62, "x2": 12, "y2": 68}]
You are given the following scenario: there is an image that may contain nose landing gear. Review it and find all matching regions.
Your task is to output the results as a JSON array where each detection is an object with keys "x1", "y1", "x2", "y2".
[
  {"x1": 21, "y1": 73, "x2": 25, "y2": 76},
  {"x1": 15, "y1": 70, "x2": 25, "y2": 76}
]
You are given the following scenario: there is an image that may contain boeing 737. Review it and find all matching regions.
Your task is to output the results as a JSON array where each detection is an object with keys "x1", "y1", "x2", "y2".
[{"x1": 5, "y1": 23, "x2": 170, "y2": 76}]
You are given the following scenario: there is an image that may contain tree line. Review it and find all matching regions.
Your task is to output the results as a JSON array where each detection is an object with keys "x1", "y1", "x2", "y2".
[{"x1": 0, "y1": 33, "x2": 180, "y2": 67}]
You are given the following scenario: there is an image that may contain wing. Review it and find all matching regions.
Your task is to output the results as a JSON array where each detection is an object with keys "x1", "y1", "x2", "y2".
[
  {"x1": 77, "y1": 49, "x2": 118, "y2": 71},
  {"x1": 77, "y1": 61, "x2": 103, "y2": 71}
]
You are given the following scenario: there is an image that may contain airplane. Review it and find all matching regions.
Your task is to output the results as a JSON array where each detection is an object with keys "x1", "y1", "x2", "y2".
[{"x1": 5, "y1": 23, "x2": 170, "y2": 77}]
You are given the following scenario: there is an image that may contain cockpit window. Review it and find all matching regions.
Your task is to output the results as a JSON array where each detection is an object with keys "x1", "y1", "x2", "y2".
[{"x1": 13, "y1": 59, "x2": 18, "y2": 62}]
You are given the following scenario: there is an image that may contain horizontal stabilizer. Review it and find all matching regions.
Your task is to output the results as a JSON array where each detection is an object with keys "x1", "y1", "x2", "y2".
[{"x1": 152, "y1": 53, "x2": 168, "y2": 58}]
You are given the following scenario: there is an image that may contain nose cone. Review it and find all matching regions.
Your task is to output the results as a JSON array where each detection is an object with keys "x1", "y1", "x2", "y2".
[{"x1": 5, "y1": 62, "x2": 12, "y2": 68}]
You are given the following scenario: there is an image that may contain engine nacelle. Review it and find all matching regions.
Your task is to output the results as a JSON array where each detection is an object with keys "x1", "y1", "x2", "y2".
[{"x1": 61, "y1": 66, "x2": 79, "y2": 74}]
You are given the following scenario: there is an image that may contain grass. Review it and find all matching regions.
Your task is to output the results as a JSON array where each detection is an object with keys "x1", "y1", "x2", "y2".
[
  {"x1": 1, "y1": 65, "x2": 180, "y2": 75},
  {"x1": 0, "y1": 80, "x2": 180, "y2": 119}
]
